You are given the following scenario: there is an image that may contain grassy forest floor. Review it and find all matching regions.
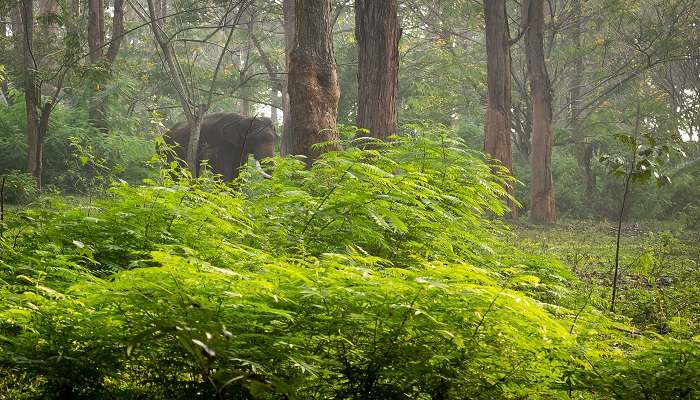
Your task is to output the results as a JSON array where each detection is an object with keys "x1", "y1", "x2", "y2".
[{"x1": 511, "y1": 220, "x2": 700, "y2": 337}]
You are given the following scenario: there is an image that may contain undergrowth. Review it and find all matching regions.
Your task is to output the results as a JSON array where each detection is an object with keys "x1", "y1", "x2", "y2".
[{"x1": 0, "y1": 133, "x2": 698, "y2": 399}]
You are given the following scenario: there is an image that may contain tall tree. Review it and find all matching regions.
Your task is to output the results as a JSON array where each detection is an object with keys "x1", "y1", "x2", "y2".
[
  {"x1": 354, "y1": 0, "x2": 400, "y2": 140},
  {"x1": 14, "y1": 0, "x2": 70, "y2": 189},
  {"x1": 18, "y1": 1, "x2": 44, "y2": 186},
  {"x1": 483, "y1": 0, "x2": 517, "y2": 217},
  {"x1": 523, "y1": 0, "x2": 555, "y2": 224},
  {"x1": 280, "y1": 0, "x2": 295, "y2": 155},
  {"x1": 87, "y1": 0, "x2": 125, "y2": 132},
  {"x1": 287, "y1": 0, "x2": 340, "y2": 164},
  {"x1": 568, "y1": 0, "x2": 594, "y2": 200},
  {"x1": 87, "y1": 0, "x2": 104, "y2": 64},
  {"x1": 0, "y1": 11, "x2": 10, "y2": 106}
]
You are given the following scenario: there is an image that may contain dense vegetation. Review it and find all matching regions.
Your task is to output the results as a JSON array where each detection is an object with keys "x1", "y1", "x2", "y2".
[
  {"x1": 1, "y1": 0, "x2": 699, "y2": 398},
  {"x1": 1, "y1": 136, "x2": 696, "y2": 399}
]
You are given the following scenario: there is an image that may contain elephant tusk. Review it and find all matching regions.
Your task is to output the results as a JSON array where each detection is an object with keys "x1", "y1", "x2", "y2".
[{"x1": 255, "y1": 160, "x2": 272, "y2": 179}]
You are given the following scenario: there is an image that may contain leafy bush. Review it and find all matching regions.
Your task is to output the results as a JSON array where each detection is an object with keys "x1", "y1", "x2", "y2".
[
  {"x1": 0, "y1": 132, "x2": 697, "y2": 399},
  {"x1": 570, "y1": 339, "x2": 700, "y2": 399},
  {"x1": 0, "y1": 170, "x2": 39, "y2": 205},
  {"x1": 0, "y1": 99, "x2": 155, "y2": 193}
]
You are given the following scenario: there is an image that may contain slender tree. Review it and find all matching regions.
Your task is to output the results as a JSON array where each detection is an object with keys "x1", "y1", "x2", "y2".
[
  {"x1": 483, "y1": 0, "x2": 517, "y2": 218},
  {"x1": 0, "y1": 11, "x2": 10, "y2": 106},
  {"x1": 523, "y1": 0, "x2": 555, "y2": 224},
  {"x1": 569, "y1": 0, "x2": 594, "y2": 199},
  {"x1": 87, "y1": 0, "x2": 125, "y2": 132},
  {"x1": 287, "y1": 0, "x2": 340, "y2": 164},
  {"x1": 140, "y1": 0, "x2": 250, "y2": 175},
  {"x1": 18, "y1": 1, "x2": 44, "y2": 186},
  {"x1": 280, "y1": 0, "x2": 295, "y2": 155},
  {"x1": 144, "y1": 0, "x2": 204, "y2": 174},
  {"x1": 14, "y1": 0, "x2": 68, "y2": 189},
  {"x1": 355, "y1": 0, "x2": 400, "y2": 140}
]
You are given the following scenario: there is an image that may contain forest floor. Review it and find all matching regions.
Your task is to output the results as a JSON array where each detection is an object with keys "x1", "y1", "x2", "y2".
[{"x1": 510, "y1": 219, "x2": 699, "y2": 335}]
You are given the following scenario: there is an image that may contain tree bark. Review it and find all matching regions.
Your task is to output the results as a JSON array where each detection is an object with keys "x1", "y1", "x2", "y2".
[
  {"x1": 87, "y1": 0, "x2": 106, "y2": 132},
  {"x1": 18, "y1": 0, "x2": 44, "y2": 187},
  {"x1": 106, "y1": 0, "x2": 125, "y2": 64},
  {"x1": 483, "y1": 0, "x2": 517, "y2": 218},
  {"x1": 87, "y1": 0, "x2": 104, "y2": 64},
  {"x1": 281, "y1": 0, "x2": 295, "y2": 155},
  {"x1": 524, "y1": 0, "x2": 555, "y2": 224},
  {"x1": 287, "y1": 0, "x2": 340, "y2": 164},
  {"x1": 355, "y1": 0, "x2": 399, "y2": 140}
]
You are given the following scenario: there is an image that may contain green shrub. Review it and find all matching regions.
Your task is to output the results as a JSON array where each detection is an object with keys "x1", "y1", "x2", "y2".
[
  {"x1": 0, "y1": 132, "x2": 696, "y2": 399},
  {"x1": 0, "y1": 170, "x2": 39, "y2": 205},
  {"x1": 570, "y1": 339, "x2": 700, "y2": 399},
  {"x1": 0, "y1": 99, "x2": 155, "y2": 194}
]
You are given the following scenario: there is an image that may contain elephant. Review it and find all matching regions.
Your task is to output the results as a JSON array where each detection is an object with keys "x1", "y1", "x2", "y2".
[{"x1": 165, "y1": 113, "x2": 277, "y2": 181}]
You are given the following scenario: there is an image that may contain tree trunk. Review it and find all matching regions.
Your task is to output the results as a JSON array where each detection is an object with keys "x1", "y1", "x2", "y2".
[
  {"x1": 355, "y1": 0, "x2": 399, "y2": 140},
  {"x1": 524, "y1": 0, "x2": 555, "y2": 224},
  {"x1": 158, "y1": 0, "x2": 166, "y2": 24},
  {"x1": 87, "y1": 0, "x2": 104, "y2": 63},
  {"x1": 483, "y1": 0, "x2": 517, "y2": 218},
  {"x1": 186, "y1": 111, "x2": 204, "y2": 176},
  {"x1": 569, "y1": 0, "x2": 594, "y2": 200},
  {"x1": 106, "y1": 0, "x2": 125, "y2": 64},
  {"x1": 88, "y1": 0, "x2": 125, "y2": 134},
  {"x1": 88, "y1": 0, "x2": 106, "y2": 131},
  {"x1": 281, "y1": 0, "x2": 295, "y2": 155},
  {"x1": 0, "y1": 13, "x2": 10, "y2": 106},
  {"x1": 287, "y1": 0, "x2": 340, "y2": 164},
  {"x1": 238, "y1": 10, "x2": 255, "y2": 116},
  {"x1": 270, "y1": 86, "x2": 279, "y2": 126},
  {"x1": 145, "y1": 0, "x2": 202, "y2": 174},
  {"x1": 19, "y1": 0, "x2": 43, "y2": 188}
]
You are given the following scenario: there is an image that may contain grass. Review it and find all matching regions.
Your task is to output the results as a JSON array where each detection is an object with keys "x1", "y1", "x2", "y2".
[{"x1": 510, "y1": 219, "x2": 700, "y2": 337}]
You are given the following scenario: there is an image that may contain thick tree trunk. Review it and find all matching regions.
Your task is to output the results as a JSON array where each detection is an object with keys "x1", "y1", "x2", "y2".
[
  {"x1": 281, "y1": 0, "x2": 295, "y2": 155},
  {"x1": 355, "y1": 0, "x2": 399, "y2": 140},
  {"x1": 483, "y1": 0, "x2": 517, "y2": 218},
  {"x1": 569, "y1": 0, "x2": 594, "y2": 200},
  {"x1": 524, "y1": 0, "x2": 555, "y2": 224},
  {"x1": 287, "y1": 0, "x2": 340, "y2": 164}
]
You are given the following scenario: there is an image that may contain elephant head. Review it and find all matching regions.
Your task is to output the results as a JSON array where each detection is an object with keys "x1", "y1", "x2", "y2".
[{"x1": 166, "y1": 112, "x2": 278, "y2": 181}]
